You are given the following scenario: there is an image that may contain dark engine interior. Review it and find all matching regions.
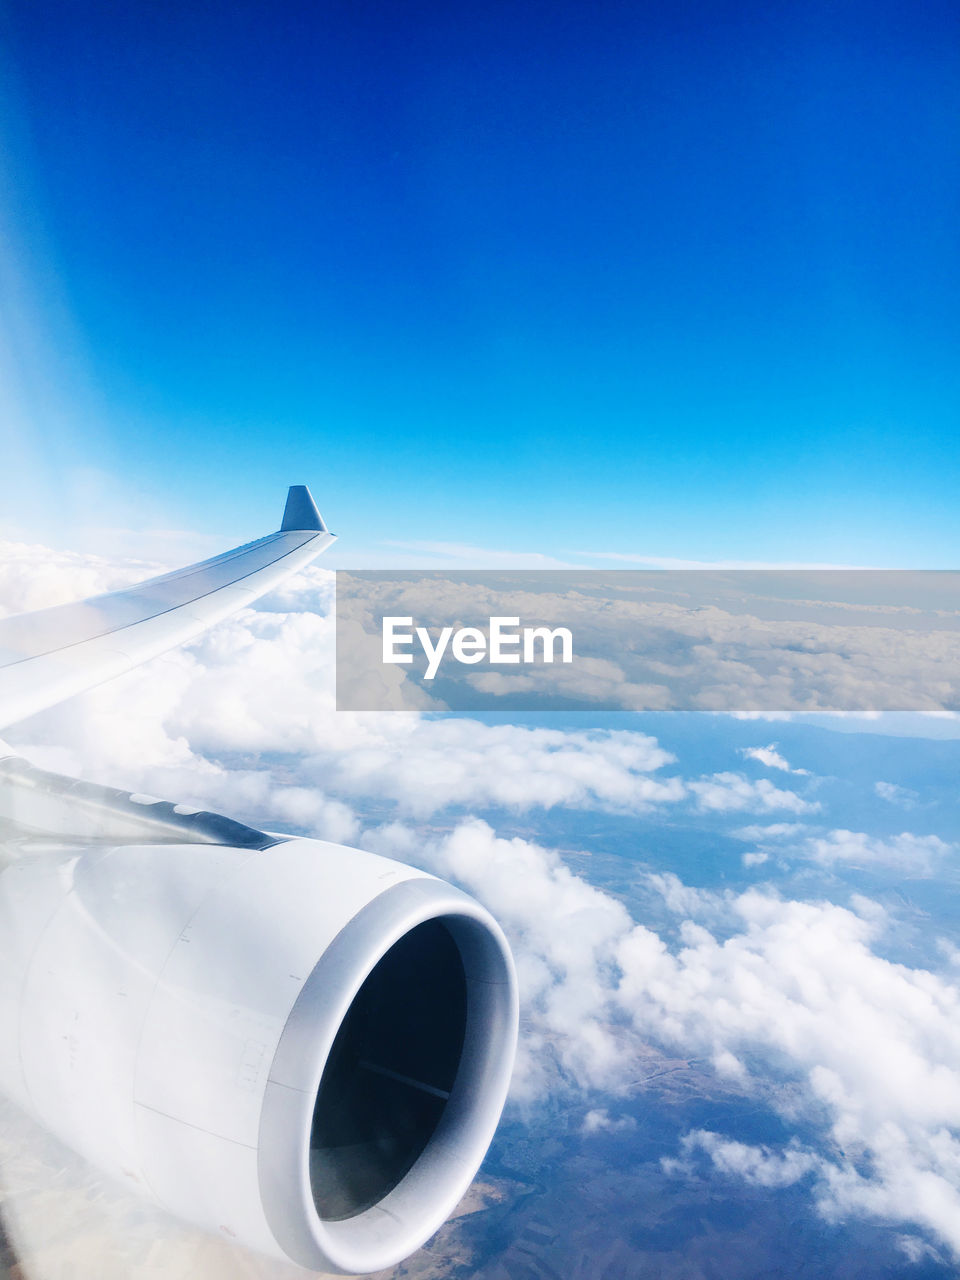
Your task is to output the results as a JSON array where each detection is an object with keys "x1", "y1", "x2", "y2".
[{"x1": 309, "y1": 918, "x2": 468, "y2": 1221}]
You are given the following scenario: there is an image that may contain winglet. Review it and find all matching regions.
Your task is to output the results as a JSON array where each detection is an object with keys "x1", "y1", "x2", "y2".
[{"x1": 280, "y1": 485, "x2": 328, "y2": 533}]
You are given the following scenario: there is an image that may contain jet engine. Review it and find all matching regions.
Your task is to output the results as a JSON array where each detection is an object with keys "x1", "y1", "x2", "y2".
[{"x1": 0, "y1": 762, "x2": 518, "y2": 1275}]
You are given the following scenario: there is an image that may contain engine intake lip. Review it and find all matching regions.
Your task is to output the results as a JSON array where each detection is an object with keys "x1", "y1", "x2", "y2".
[{"x1": 257, "y1": 876, "x2": 518, "y2": 1275}]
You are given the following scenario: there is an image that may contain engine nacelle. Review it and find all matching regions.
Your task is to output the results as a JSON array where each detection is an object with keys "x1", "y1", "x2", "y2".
[{"x1": 0, "y1": 836, "x2": 518, "y2": 1274}]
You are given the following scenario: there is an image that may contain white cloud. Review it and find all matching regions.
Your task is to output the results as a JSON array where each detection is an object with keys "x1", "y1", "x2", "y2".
[
  {"x1": 370, "y1": 804, "x2": 960, "y2": 1257},
  {"x1": 647, "y1": 872, "x2": 736, "y2": 924},
  {"x1": 741, "y1": 743, "x2": 809, "y2": 775},
  {"x1": 688, "y1": 772, "x2": 817, "y2": 815},
  {"x1": 897, "y1": 1234, "x2": 944, "y2": 1265},
  {"x1": 803, "y1": 829, "x2": 952, "y2": 875},
  {"x1": 266, "y1": 787, "x2": 360, "y2": 845},
  {"x1": 730, "y1": 824, "x2": 951, "y2": 877},
  {"x1": 742, "y1": 851, "x2": 769, "y2": 868},
  {"x1": 367, "y1": 811, "x2": 960, "y2": 1259},
  {"x1": 616, "y1": 892, "x2": 960, "y2": 1256},
  {"x1": 5, "y1": 575, "x2": 685, "y2": 825},
  {"x1": 326, "y1": 720, "x2": 683, "y2": 818},
  {"x1": 875, "y1": 780, "x2": 919, "y2": 808},
  {"x1": 733, "y1": 823, "x2": 808, "y2": 841},
  {"x1": 0, "y1": 538, "x2": 157, "y2": 616},
  {"x1": 666, "y1": 1131, "x2": 819, "y2": 1188},
  {"x1": 467, "y1": 658, "x2": 676, "y2": 713},
  {"x1": 338, "y1": 570, "x2": 960, "y2": 715},
  {"x1": 581, "y1": 1108, "x2": 637, "y2": 1135}
]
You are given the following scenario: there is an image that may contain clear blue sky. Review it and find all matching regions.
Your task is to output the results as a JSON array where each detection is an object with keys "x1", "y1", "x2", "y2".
[{"x1": 1, "y1": 1, "x2": 957, "y2": 566}]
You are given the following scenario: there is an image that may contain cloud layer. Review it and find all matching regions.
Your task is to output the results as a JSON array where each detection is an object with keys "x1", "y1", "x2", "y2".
[
  {"x1": 385, "y1": 816, "x2": 960, "y2": 1258},
  {"x1": 337, "y1": 570, "x2": 960, "y2": 714},
  {"x1": 3, "y1": 543, "x2": 960, "y2": 1261}
]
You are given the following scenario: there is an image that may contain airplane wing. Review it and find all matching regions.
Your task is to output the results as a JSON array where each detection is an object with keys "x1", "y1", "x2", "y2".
[{"x1": 0, "y1": 485, "x2": 335, "y2": 730}]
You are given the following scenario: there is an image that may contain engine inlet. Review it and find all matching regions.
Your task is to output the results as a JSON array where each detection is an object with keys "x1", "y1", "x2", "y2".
[{"x1": 310, "y1": 919, "x2": 468, "y2": 1219}]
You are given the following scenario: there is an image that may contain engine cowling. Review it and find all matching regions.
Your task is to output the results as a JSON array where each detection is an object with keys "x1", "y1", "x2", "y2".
[{"x1": 0, "y1": 836, "x2": 518, "y2": 1275}]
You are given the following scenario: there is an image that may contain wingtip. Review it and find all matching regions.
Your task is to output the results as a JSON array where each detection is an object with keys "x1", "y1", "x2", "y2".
[{"x1": 281, "y1": 485, "x2": 328, "y2": 533}]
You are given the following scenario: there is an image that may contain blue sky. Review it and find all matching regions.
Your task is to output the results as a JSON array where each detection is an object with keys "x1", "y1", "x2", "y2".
[{"x1": 1, "y1": 0, "x2": 957, "y2": 566}]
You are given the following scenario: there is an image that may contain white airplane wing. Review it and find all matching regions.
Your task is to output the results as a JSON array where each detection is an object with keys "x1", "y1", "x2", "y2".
[{"x1": 0, "y1": 485, "x2": 335, "y2": 730}]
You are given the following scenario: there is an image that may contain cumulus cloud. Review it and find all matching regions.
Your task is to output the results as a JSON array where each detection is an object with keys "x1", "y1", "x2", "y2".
[
  {"x1": 581, "y1": 1109, "x2": 637, "y2": 1135},
  {"x1": 742, "y1": 851, "x2": 769, "y2": 868},
  {"x1": 337, "y1": 570, "x2": 960, "y2": 714},
  {"x1": 688, "y1": 772, "x2": 817, "y2": 814},
  {"x1": 647, "y1": 872, "x2": 736, "y2": 924},
  {"x1": 0, "y1": 538, "x2": 157, "y2": 616},
  {"x1": 665, "y1": 1131, "x2": 819, "y2": 1188},
  {"x1": 740, "y1": 743, "x2": 809, "y2": 774},
  {"x1": 466, "y1": 659, "x2": 675, "y2": 713},
  {"x1": 802, "y1": 829, "x2": 952, "y2": 875},
  {"x1": 326, "y1": 721, "x2": 683, "y2": 818},
  {"x1": 617, "y1": 892, "x2": 960, "y2": 1257},
  {"x1": 729, "y1": 823, "x2": 952, "y2": 877},
  {"x1": 6, "y1": 577, "x2": 824, "y2": 826},
  {"x1": 372, "y1": 809, "x2": 960, "y2": 1257},
  {"x1": 4, "y1": 580, "x2": 686, "y2": 826}
]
